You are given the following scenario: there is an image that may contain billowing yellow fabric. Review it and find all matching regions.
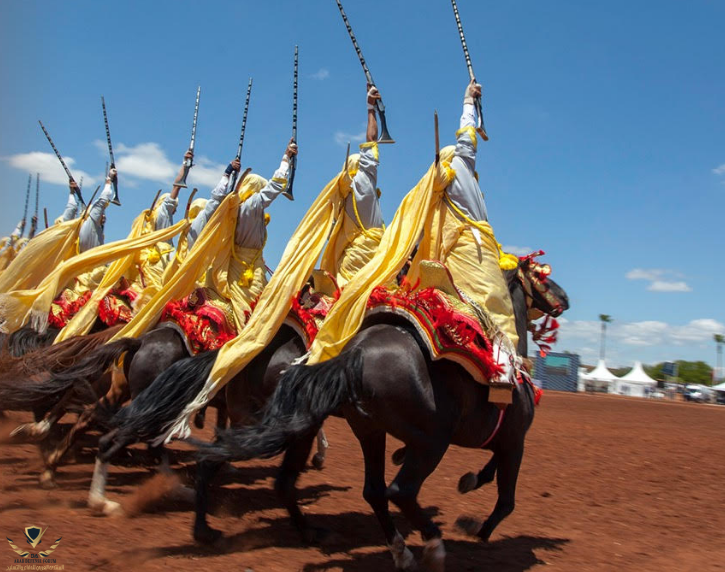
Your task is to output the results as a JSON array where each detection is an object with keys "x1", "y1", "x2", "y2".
[
  {"x1": 209, "y1": 244, "x2": 266, "y2": 331},
  {"x1": 108, "y1": 178, "x2": 268, "y2": 342},
  {"x1": 408, "y1": 200, "x2": 519, "y2": 348},
  {"x1": 305, "y1": 163, "x2": 453, "y2": 364},
  {"x1": 54, "y1": 208, "x2": 185, "y2": 343},
  {"x1": 320, "y1": 209, "x2": 383, "y2": 289},
  {"x1": 0, "y1": 218, "x2": 82, "y2": 294},
  {"x1": 158, "y1": 170, "x2": 351, "y2": 442},
  {"x1": 0, "y1": 218, "x2": 187, "y2": 335},
  {"x1": 0, "y1": 238, "x2": 17, "y2": 274}
]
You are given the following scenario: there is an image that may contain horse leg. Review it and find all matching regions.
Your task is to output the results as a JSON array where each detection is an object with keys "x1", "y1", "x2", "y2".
[
  {"x1": 387, "y1": 441, "x2": 449, "y2": 572},
  {"x1": 11, "y1": 386, "x2": 80, "y2": 441},
  {"x1": 193, "y1": 406, "x2": 207, "y2": 429},
  {"x1": 192, "y1": 459, "x2": 224, "y2": 545},
  {"x1": 39, "y1": 405, "x2": 97, "y2": 488},
  {"x1": 275, "y1": 430, "x2": 320, "y2": 543},
  {"x1": 311, "y1": 427, "x2": 328, "y2": 471},
  {"x1": 87, "y1": 428, "x2": 129, "y2": 516},
  {"x1": 41, "y1": 368, "x2": 129, "y2": 486},
  {"x1": 354, "y1": 426, "x2": 416, "y2": 571},
  {"x1": 458, "y1": 453, "x2": 497, "y2": 494},
  {"x1": 214, "y1": 398, "x2": 228, "y2": 433},
  {"x1": 455, "y1": 445, "x2": 523, "y2": 542}
]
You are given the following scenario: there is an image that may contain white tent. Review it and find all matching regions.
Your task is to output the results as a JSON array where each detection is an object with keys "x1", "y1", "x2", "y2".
[
  {"x1": 712, "y1": 381, "x2": 725, "y2": 393},
  {"x1": 613, "y1": 361, "x2": 657, "y2": 398},
  {"x1": 579, "y1": 359, "x2": 618, "y2": 392}
]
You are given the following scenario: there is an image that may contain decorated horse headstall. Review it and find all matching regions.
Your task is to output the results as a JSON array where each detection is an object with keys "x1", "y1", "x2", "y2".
[{"x1": 517, "y1": 250, "x2": 562, "y2": 357}]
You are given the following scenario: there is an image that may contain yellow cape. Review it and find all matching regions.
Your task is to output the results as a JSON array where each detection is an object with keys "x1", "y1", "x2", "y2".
[
  {"x1": 0, "y1": 217, "x2": 187, "y2": 335},
  {"x1": 158, "y1": 167, "x2": 353, "y2": 442},
  {"x1": 0, "y1": 218, "x2": 82, "y2": 294},
  {"x1": 53, "y1": 205, "x2": 187, "y2": 343}
]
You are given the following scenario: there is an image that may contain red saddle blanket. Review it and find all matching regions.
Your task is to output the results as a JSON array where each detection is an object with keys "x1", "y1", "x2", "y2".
[
  {"x1": 366, "y1": 285, "x2": 506, "y2": 388},
  {"x1": 160, "y1": 287, "x2": 240, "y2": 355},
  {"x1": 48, "y1": 286, "x2": 137, "y2": 330}
]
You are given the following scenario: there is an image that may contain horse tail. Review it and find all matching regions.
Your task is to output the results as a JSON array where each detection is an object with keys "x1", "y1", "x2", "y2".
[
  {"x1": 108, "y1": 350, "x2": 219, "y2": 439},
  {"x1": 0, "y1": 337, "x2": 141, "y2": 412},
  {"x1": 197, "y1": 348, "x2": 364, "y2": 464}
]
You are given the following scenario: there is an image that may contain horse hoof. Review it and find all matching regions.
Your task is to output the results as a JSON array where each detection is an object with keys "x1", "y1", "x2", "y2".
[
  {"x1": 391, "y1": 446, "x2": 406, "y2": 466},
  {"x1": 311, "y1": 453, "x2": 325, "y2": 471},
  {"x1": 457, "y1": 472, "x2": 478, "y2": 494},
  {"x1": 420, "y1": 537, "x2": 445, "y2": 572},
  {"x1": 38, "y1": 470, "x2": 57, "y2": 489},
  {"x1": 174, "y1": 485, "x2": 196, "y2": 504},
  {"x1": 10, "y1": 421, "x2": 50, "y2": 442},
  {"x1": 194, "y1": 524, "x2": 223, "y2": 546},
  {"x1": 88, "y1": 496, "x2": 123, "y2": 517},
  {"x1": 388, "y1": 532, "x2": 417, "y2": 571},
  {"x1": 454, "y1": 516, "x2": 483, "y2": 538}
]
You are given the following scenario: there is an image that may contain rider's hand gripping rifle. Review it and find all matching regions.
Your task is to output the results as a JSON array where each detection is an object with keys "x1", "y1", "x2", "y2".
[
  {"x1": 101, "y1": 96, "x2": 121, "y2": 205},
  {"x1": 38, "y1": 120, "x2": 86, "y2": 206},
  {"x1": 450, "y1": 0, "x2": 489, "y2": 141},
  {"x1": 174, "y1": 86, "x2": 201, "y2": 189},
  {"x1": 335, "y1": 0, "x2": 394, "y2": 144}
]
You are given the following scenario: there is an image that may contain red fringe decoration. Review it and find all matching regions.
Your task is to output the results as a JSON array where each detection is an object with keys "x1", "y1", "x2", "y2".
[
  {"x1": 48, "y1": 290, "x2": 93, "y2": 329},
  {"x1": 160, "y1": 288, "x2": 238, "y2": 354},
  {"x1": 367, "y1": 286, "x2": 503, "y2": 382}
]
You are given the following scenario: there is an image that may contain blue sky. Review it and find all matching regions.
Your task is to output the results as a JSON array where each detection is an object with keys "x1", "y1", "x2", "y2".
[{"x1": 1, "y1": 1, "x2": 723, "y2": 371}]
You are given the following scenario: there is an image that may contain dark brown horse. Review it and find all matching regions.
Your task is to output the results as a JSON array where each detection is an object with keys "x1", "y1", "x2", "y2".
[{"x1": 192, "y1": 268, "x2": 568, "y2": 570}]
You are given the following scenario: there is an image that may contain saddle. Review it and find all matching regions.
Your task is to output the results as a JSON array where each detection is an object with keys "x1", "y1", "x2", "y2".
[{"x1": 366, "y1": 260, "x2": 515, "y2": 404}]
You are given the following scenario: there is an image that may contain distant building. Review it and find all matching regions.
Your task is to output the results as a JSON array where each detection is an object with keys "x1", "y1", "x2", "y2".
[{"x1": 534, "y1": 352, "x2": 580, "y2": 392}]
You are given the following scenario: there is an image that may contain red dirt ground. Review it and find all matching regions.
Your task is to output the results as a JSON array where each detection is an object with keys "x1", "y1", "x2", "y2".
[{"x1": 1, "y1": 391, "x2": 724, "y2": 571}]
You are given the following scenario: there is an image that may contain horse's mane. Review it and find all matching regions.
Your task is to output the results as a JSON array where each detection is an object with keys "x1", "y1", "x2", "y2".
[{"x1": 0, "y1": 324, "x2": 123, "y2": 381}]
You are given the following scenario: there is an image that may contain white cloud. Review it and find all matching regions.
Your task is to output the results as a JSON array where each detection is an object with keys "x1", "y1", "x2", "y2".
[
  {"x1": 626, "y1": 268, "x2": 665, "y2": 281},
  {"x1": 115, "y1": 142, "x2": 176, "y2": 183},
  {"x1": 310, "y1": 68, "x2": 330, "y2": 81},
  {"x1": 713, "y1": 163, "x2": 725, "y2": 175},
  {"x1": 555, "y1": 317, "x2": 724, "y2": 362},
  {"x1": 502, "y1": 245, "x2": 533, "y2": 257},
  {"x1": 4, "y1": 151, "x2": 98, "y2": 187},
  {"x1": 626, "y1": 268, "x2": 691, "y2": 293},
  {"x1": 648, "y1": 280, "x2": 691, "y2": 292},
  {"x1": 334, "y1": 130, "x2": 366, "y2": 147},
  {"x1": 186, "y1": 155, "x2": 227, "y2": 188}
]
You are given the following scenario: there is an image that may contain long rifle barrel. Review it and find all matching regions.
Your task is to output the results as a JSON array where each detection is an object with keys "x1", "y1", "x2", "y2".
[
  {"x1": 190, "y1": 85, "x2": 201, "y2": 152},
  {"x1": 174, "y1": 86, "x2": 202, "y2": 189},
  {"x1": 237, "y1": 78, "x2": 253, "y2": 160},
  {"x1": 29, "y1": 173, "x2": 39, "y2": 239},
  {"x1": 229, "y1": 79, "x2": 254, "y2": 193},
  {"x1": 283, "y1": 46, "x2": 298, "y2": 201},
  {"x1": 334, "y1": 0, "x2": 394, "y2": 144},
  {"x1": 38, "y1": 120, "x2": 86, "y2": 205},
  {"x1": 21, "y1": 174, "x2": 31, "y2": 235},
  {"x1": 450, "y1": 0, "x2": 488, "y2": 141},
  {"x1": 101, "y1": 96, "x2": 121, "y2": 205}
]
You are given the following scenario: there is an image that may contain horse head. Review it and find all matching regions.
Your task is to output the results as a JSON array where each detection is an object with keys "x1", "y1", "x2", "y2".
[{"x1": 515, "y1": 251, "x2": 569, "y2": 320}]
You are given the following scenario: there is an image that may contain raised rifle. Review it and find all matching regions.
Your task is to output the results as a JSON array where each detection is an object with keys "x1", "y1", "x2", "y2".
[
  {"x1": 174, "y1": 86, "x2": 201, "y2": 189},
  {"x1": 434, "y1": 111, "x2": 440, "y2": 165},
  {"x1": 20, "y1": 174, "x2": 31, "y2": 237},
  {"x1": 229, "y1": 78, "x2": 253, "y2": 193},
  {"x1": 43, "y1": 208, "x2": 49, "y2": 229},
  {"x1": 334, "y1": 0, "x2": 394, "y2": 144},
  {"x1": 450, "y1": 0, "x2": 488, "y2": 141},
  {"x1": 101, "y1": 96, "x2": 121, "y2": 205},
  {"x1": 283, "y1": 46, "x2": 298, "y2": 201},
  {"x1": 29, "y1": 173, "x2": 39, "y2": 239},
  {"x1": 38, "y1": 120, "x2": 86, "y2": 205}
]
